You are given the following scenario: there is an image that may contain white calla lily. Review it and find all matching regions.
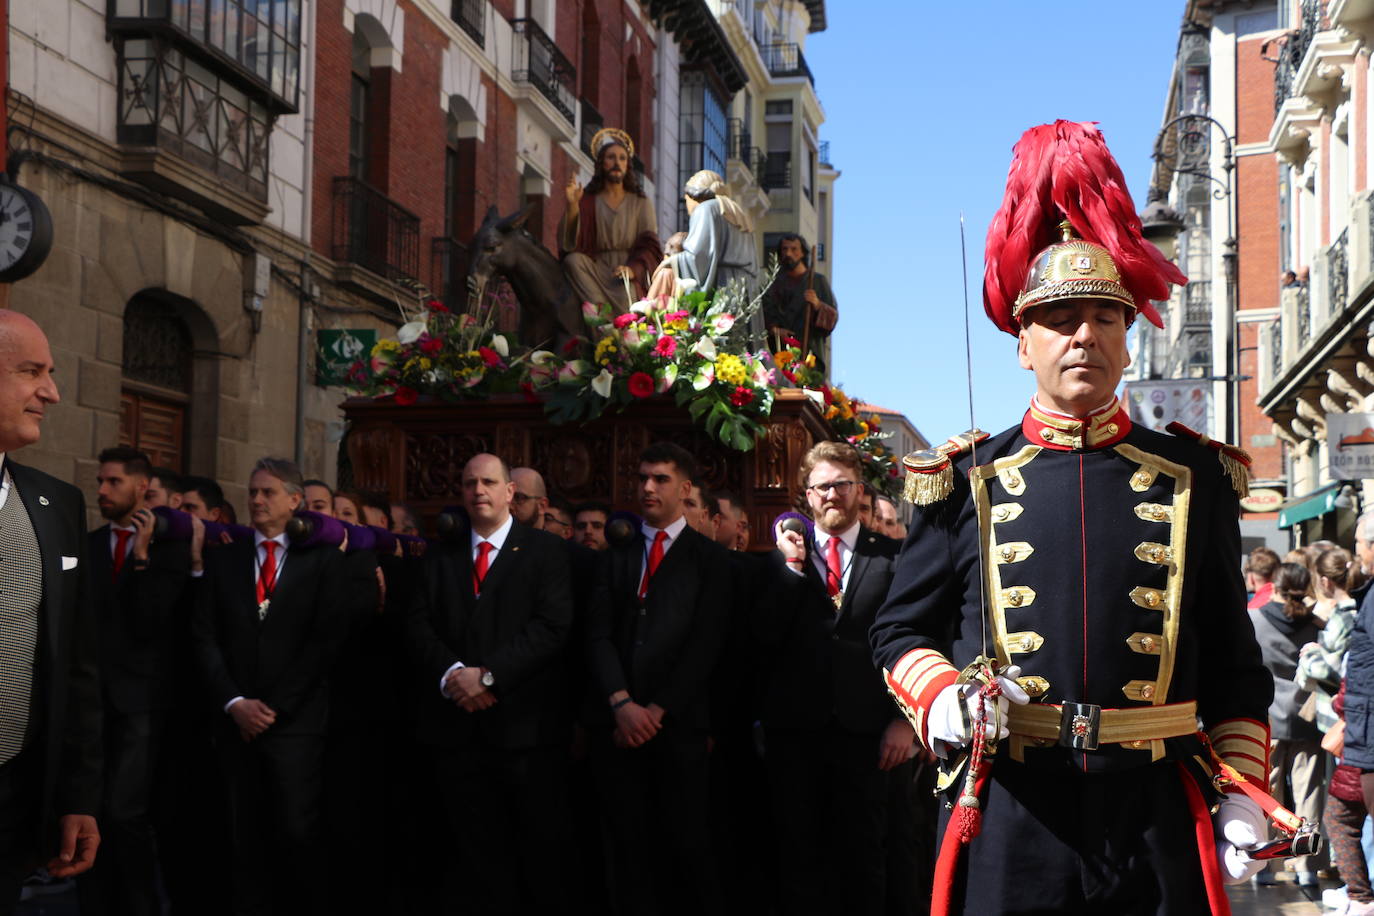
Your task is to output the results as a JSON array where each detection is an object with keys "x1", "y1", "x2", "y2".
[
  {"x1": 692, "y1": 337, "x2": 717, "y2": 361},
  {"x1": 591, "y1": 369, "x2": 614, "y2": 398},
  {"x1": 491, "y1": 335, "x2": 509, "y2": 357},
  {"x1": 396, "y1": 320, "x2": 428, "y2": 345}
]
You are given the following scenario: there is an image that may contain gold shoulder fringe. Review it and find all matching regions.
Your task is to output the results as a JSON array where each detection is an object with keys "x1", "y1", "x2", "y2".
[
  {"x1": 900, "y1": 429, "x2": 989, "y2": 507},
  {"x1": 1165, "y1": 421, "x2": 1251, "y2": 498}
]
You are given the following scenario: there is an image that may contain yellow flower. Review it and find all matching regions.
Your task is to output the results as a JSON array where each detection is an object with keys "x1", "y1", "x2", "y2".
[
  {"x1": 803, "y1": 353, "x2": 816, "y2": 368},
  {"x1": 594, "y1": 337, "x2": 618, "y2": 366},
  {"x1": 418, "y1": 358, "x2": 432, "y2": 370},
  {"x1": 372, "y1": 339, "x2": 401, "y2": 355},
  {"x1": 868, "y1": 413, "x2": 882, "y2": 427},
  {"x1": 715, "y1": 353, "x2": 747, "y2": 386},
  {"x1": 858, "y1": 421, "x2": 869, "y2": 437},
  {"x1": 824, "y1": 405, "x2": 839, "y2": 420}
]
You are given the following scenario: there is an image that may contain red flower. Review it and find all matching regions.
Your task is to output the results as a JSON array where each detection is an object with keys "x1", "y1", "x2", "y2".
[
  {"x1": 563, "y1": 336, "x2": 585, "y2": 356},
  {"x1": 428, "y1": 299, "x2": 449, "y2": 313},
  {"x1": 729, "y1": 385, "x2": 755, "y2": 407},
  {"x1": 394, "y1": 386, "x2": 418, "y2": 406},
  {"x1": 782, "y1": 368, "x2": 797, "y2": 384},
  {"x1": 889, "y1": 465, "x2": 900, "y2": 478},
  {"x1": 520, "y1": 381, "x2": 540, "y2": 404},
  {"x1": 784, "y1": 336, "x2": 801, "y2": 347},
  {"x1": 820, "y1": 385, "x2": 833, "y2": 406},
  {"x1": 418, "y1": 335, "x2": 444, "y2": 355},
  {"x1": 613, "y1": 313, "x2": 638, "y2": 329},
  {"x1": 653, "y1": 335, "x2": 677, "y2": 358},
  {"x1": 628, "y1": 372, "x2": 655, "y2": 398},
  {"x1": 478, "y1": 346, "x2": 503, "y2": 367}
]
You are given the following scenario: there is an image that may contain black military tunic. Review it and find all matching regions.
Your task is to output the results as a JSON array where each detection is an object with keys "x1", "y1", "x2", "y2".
[{"x1": 871, "y1": 399, "x2": 1273, "y2": 915}]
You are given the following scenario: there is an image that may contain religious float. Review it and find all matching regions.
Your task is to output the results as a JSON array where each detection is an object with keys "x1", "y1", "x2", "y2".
[{"x1": 339, "y1": 205, "x2": 893, "y2": 543}]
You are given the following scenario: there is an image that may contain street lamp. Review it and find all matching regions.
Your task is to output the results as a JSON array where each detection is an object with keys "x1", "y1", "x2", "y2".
[{"x1": 1143, "y1": 112, "x2": 1239, "y2": 445}]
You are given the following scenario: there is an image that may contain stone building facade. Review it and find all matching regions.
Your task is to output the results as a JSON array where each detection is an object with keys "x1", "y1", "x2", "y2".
[{"x1": 5, "y1": 0, "x2": 751, "y2": 517}]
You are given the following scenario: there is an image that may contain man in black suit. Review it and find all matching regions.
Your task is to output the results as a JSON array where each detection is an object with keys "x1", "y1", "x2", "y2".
[
  {"x1": 407, "y1": 453, "x2": 574, "y2": 914},
  {"x1": 78, "y1": 446, "x2": 190, "y2": 915},
  {"x1": 0, "y1": 310, "x2": 101, "y2": 912},
  {"x1": 588, "y1": 442, "x2": 730, "y2": 915},
  {"x1": 763, "y1": 441, "x2": 913, "y2": 915},
  {"x1": 191, "y1": 457, "x2": 345, "y2": 915}
]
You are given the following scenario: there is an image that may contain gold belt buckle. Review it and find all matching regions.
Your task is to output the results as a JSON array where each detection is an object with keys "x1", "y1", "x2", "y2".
[{"x1": 1058, "y1": 702, "x2": 1101, "y2": 751}]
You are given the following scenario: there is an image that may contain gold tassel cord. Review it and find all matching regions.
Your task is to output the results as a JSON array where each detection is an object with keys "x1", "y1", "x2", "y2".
[
  {"x1": 1219, "y1": 451, "x2": 1250, "y2": 499},
  {"x1": 904, "y1": 464, "x2": 954, "y2": 506}
]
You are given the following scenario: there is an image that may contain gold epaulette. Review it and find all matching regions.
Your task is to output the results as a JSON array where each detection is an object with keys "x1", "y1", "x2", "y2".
[
  {"x1": 1165, "y1": 421, "x2": 1251, "y2": 498},
  {"x1": 901, "y1": 429, "x2": 990, "y2": 506}
]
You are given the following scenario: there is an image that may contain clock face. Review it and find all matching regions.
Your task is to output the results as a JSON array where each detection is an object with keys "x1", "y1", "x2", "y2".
[
  {"x1": 0, "y1": 187, "x2": 35, "y2": 271},
  {"x1": 0, "y1": 183, "x2": 53, "y2": 283}
]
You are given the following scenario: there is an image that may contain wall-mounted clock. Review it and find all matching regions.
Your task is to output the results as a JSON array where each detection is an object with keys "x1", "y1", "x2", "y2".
[{"x1": 0, "y1": 179, "x2": 53, "y2": 283}]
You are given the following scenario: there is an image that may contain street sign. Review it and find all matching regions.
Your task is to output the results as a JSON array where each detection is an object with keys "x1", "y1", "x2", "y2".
[
  {"x1": 1326, "y1": 412, "x2": 1374, "y2": 480},
  {"x1": 316, "y1": 328, "x2": 376, "y2": 386}
]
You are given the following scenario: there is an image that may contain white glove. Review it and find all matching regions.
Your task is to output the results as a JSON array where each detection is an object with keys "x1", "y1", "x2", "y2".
[
  {"x1": 926, "y1": 665, "x2": 1030, "y2": 757},
  {"x1": 1213, "y1": 795, "x2": 1267, "y2": 884}
]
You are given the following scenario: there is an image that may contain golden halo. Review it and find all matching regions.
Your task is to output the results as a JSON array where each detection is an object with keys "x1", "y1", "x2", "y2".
[{"x1": 590, "y1": 127, "x2": 635, "y2": 160}]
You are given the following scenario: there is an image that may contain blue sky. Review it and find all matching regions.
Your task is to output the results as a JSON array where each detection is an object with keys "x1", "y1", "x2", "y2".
[{"x1": 807, "y1": 1, "x2": 1186, "y2": 442}]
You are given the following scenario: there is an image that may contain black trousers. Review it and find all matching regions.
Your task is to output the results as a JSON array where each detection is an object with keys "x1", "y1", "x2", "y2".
[
  {"x1": 594, "y1": 724, "x2": 720, "y2": 916},
  {"x1": 217, "y1": 729, "x2": 326, "y2": 916},
  {"x1": 948, "y1": 759, "x2": 1210, "y2": 916},
  {"x1": 766, "y1": 725, "x2": 891, "y2": 916},
  {"x1": 0, "y1": 750, "x2": 40, "y2": 916},
  {"x1": 433, "y1": 743, "x2": 572, "y2": 915},
  {"x1": 76, "y1": 708, "x2": 166, "y2": 916}
]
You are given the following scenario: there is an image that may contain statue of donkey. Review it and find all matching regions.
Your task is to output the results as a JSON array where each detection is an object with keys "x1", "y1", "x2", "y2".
[{"x1": 466, "y1": 204, "x2": 582, "y2": 350}]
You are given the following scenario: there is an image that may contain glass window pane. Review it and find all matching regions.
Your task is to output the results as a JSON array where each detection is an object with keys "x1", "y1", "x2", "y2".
[
  {"x1": 272, "y1": 0, "x2": 287, "y2": 35},
  {"x1": 209, "y1": 0, "x2": 225, "y2": 50},
  {"x1": 189, "y1": 0, "x2": 207, "y2": 40},
  {"x1": 225, "y1": 1, "x2": 240, "y2": 59},
  {"x1": 286, "y1": 0, "x2": 301, "y2": 42},
  {"x1": 171, "y1": 0, "x2": 188, "y2": 28},
  {"x1": 242, "y1": 14, "x2": 258, "y2": 77},
  {"x1": 285, "y1": 45, "x2": 299, "y2": 102},
  {"x1": 271, "y1": 33, "x2": 285, "y2": 96}
]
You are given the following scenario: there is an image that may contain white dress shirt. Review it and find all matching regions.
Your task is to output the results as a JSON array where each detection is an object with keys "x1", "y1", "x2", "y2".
[
  {"x1": 808, "y1": 520, "x2": 860, "y2": 595},
  {"x1": 438, "y1": 513, "x2": 515, "y2": 695},
  {"x1": 109, "y1": 523, "x2": 137, "y2": 563},
  {"x1": 0, "y1": 452, "x2": 9, "y2": 510}
]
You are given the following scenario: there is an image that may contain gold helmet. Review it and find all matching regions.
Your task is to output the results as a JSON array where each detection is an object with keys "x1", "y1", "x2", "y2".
[{"x1": 1012, "y1": 220, "x2": 1134, "y2": 323}]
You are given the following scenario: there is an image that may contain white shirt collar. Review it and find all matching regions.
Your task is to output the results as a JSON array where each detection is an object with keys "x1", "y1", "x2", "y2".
[
  {"x1": 1031, "y1": 394, "x2": 1118, "y2": 420},
  {"x1": 471, "y1": 513, "x2": 515, "y2": 552},
  {"x1": 253, "y1": 529, "x2": 289, "y2": 550},
  {"x1": 815, "y1": 520, "x2": 861, "y2": 553},
  {"x1": 642, "y1": 514, "x2": 688, "y2": 544}
]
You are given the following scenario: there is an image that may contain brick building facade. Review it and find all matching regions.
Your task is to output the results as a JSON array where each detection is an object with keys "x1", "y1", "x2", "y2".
[{"x1": 4, "y1": 0, "x2": 770, "y2": 516}]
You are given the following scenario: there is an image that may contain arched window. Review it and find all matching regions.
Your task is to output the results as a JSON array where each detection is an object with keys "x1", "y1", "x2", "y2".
[{"x1": 121, "y1": 294, "x2": 193, "y2": 471}]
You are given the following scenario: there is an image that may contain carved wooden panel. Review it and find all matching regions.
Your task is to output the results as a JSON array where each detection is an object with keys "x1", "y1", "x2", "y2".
[
  {"x1": 120, "y1": 390, "x2": 186, "y2": 471},
  {"x1": 404, "y1": 431, "x2": 493, "y2": 501}
]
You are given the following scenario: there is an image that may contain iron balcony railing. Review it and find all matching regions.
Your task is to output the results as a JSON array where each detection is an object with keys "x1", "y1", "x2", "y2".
[
  {"x1": 430, "y1": 237, "x2": 471, "y2": 311},
  {"x1": 763, "y1": 149, "x2": 791, "y2": 189},
  {"x1": 1184, "y1": 279, "x2": 1211, "y2": 325},
  {"x1": 815, "y1": 242, "x2": 826, "y2": 262},
  {"x1": 511, "y1": 18, "x2": 576, "y2": 124},
  {"x1": 1330, "y1": 226, "x2": 1349, "y2": 317},
  {"x1": 581, "y1": 99, "x2": 604, "y2": 158},
  {"x1": 727, "y1": 118, "x2": 751, "y2": 160},
  {"x1": 761, "y1": 42, "x2": 814, "y2": 86},
  {"x1": 1295, "y1": 284, "x2": 1312, "y2": 348},
  {"x1": 451, "y1": 0, "x2": 485, "y2": 48},
  {"x1": 818, "y1": 140, "x2": 831, "y2": 167},
  {"x1": 1274, "y1": 0, "x2": 1323, "y2": 113},
  {"x1": 332, "y1": 176, "x2": 421, "y2": 282}
]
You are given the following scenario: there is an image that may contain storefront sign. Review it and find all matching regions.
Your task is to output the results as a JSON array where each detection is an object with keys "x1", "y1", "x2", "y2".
[
  {"x1": 1326, "y1": 412, "x2": 1374, "y2": 480},
  {"x1": 1123, "y1": 379, "x2": 1211, "y2": 434},
  {"x1": 316, "y1": 329, "x2": 376, "y2": 386}
]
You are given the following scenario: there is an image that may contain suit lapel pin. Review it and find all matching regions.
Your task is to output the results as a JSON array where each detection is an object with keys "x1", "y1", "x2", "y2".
[
  {"x1": 38, "y1": 496, "x2": 48, "y2": 506},
  {"x1": 511, "y1": 546, "x2": 520, "y2": 552}
]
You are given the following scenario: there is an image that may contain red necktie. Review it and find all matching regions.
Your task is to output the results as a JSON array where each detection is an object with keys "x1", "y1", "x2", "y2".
[
  {"x1": 257, "y1": 540, "x2": 278, "y2": 605},
  {"x1": 825, "y1": 536, "x2": 843, "y2": 598},
  {"x1": 111, "y1": 529, "x2": 133, "y2": 581},
  {"x1": 639, "y1": 530, "x2": 668, "y2": 599},
  {"x1": 473, "y1": 541, "x2": 493, "y2": 595}
]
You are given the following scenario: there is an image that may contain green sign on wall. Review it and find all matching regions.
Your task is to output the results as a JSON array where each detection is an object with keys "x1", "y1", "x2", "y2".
[{"x1": 316, "y1": 328, "x2": 376, "y2": 386}]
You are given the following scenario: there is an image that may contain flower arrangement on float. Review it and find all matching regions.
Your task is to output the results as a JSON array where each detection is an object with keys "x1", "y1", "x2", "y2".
[{"x1": 539, "y1": 278, "x2": 776, "y2": 452}]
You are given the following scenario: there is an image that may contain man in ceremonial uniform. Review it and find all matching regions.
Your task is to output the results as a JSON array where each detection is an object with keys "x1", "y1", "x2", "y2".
[
  {"x1": 561, "y1": 128, "x2": 662, "y2": 310},
  {"x1": 871, "y1": 121, "x2": 1276, "y2": 915}
]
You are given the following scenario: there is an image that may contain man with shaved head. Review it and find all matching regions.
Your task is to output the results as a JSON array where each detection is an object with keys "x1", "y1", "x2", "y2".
[
  {"x1": 510, "y1": 467, "x2": 548, "y2": 530},
  {"x1": 407, "y1": 453, "x2": 574, "y2": 912},
  {"x1": 0, "y1": 310, "x2": 102, "y2": 908}
]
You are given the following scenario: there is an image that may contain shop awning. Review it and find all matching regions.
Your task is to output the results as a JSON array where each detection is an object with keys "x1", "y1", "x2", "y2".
[{"x1": 1277, "y1": 483, "x2": 1341, "y2": 529}]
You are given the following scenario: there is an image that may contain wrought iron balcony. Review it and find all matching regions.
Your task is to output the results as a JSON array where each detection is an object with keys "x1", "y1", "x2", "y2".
[
  {"x1": 430, "y1": 237, "x2": 472, "y2": 311},
  {"x1": 450, "y1": 0, "x2": 485, "y2": 48},
  {"x1": 116, "y1": 37, "x2": 272, "y2": 204},
  {"x1": 1330, "y1": 226, "x2": 1349, "y2": 316},
  {"x1": 815, "y1": 242, "x2": 826, "y2": 262},
  {"x1": 818, "y1": 140, "x2": 831, "y2": 167},
  {"x1": 763, "y1": 150, "x2": 792, "y2": 189},
  {"x1": 511, "y1": 18, "x2": 576, "y2": 124},
  {"x1": 1183, "y1": 280, "x2": 1211, "y2": 325},
  {"x1": 727, "y1": 118, "x2": 752, "y2": 161},
  {"x1": 332, "y1": 177, "x2": 421, "y2": 283},
  {"x1": 581, "y1": 99, "x2": 604, "y2": 158},
  {"x1": 1274, "y1": 0, "x2": 1323, "y2": 113},
  {"x1": 108, "y1": 0, "x2": 302, "y2": 113},
  {"x1": 761, "y1": 43, "x2": 814, "y2": 86}
]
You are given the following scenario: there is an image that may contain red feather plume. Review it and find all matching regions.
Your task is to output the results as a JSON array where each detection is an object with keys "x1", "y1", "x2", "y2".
[{"x1": 983, "y1": 121, "x2": 1186, "y2": 335}]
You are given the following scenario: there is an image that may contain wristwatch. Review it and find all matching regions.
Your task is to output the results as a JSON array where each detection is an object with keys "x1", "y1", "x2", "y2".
[{"x1": 481, "y1": 669, "x2": 495, "y2": 688}]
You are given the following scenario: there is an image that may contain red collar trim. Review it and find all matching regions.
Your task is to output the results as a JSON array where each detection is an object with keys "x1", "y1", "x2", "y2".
[{"x1": 1022, "y1": 397, "x2": 1132, "y2": 451}]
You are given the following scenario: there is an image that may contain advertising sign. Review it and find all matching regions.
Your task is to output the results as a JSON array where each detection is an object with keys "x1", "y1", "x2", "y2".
[
  {"x1": 316, "y1": 329, "x2": 376, "y2": 386},
  {"x1": 1326, "y1": 413, "x2": 1374, "y2": 480},
  {"x1": 1123, "y1": 379, "x2": 1211, "y2": 434}
]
